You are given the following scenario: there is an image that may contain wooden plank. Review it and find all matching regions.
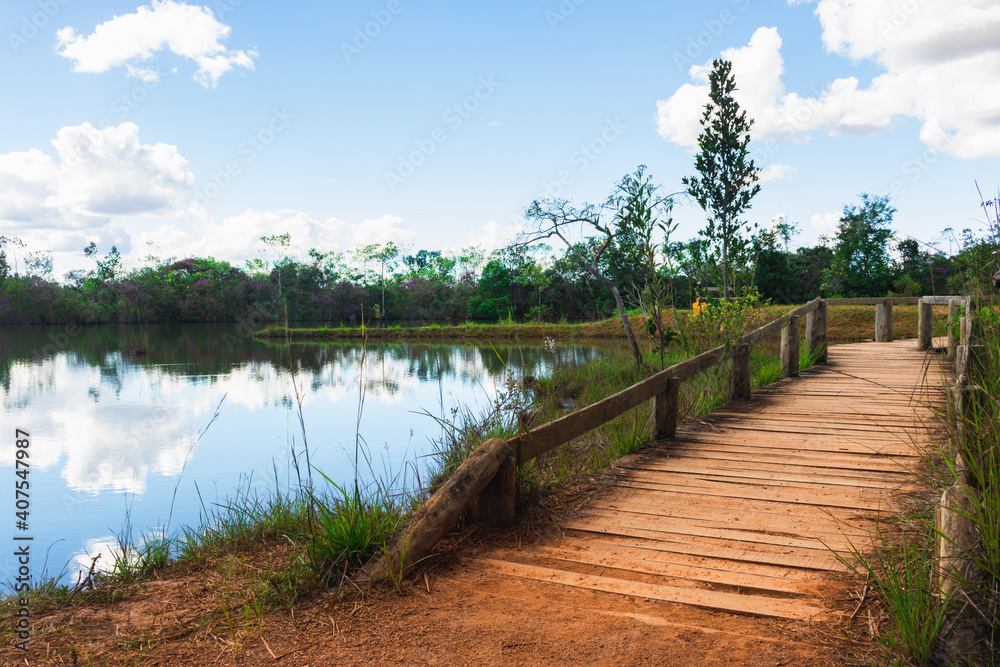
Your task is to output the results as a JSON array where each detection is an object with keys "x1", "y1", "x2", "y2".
[
  {"x1": 475, "y1": 558, "x2": 837, "y2": 621},
  {"x1": 610, "y1": 478, "x2": 893, "y2": 512},
  {"x1": 617, "y1": 468, "x2": 905, "y2": 500},
  {"x1": 574, "y1": 508, "x2": 861, "y2": 551},
  {"x1": 562, "y1": 517, "x2": 852, "y2": 562},
  {"x1": 553, "y1": 530, "x2": 855, "y2": 573},
  {"x1": 614, "y1": 460, "x2": 909, "y2": 490},
  {"x1": 547, "y1": 536, "x2": 829, "y2": 583},
  {"x1": 598, "y1": 487, "x2": 876, "y2": 528},
  {"x1": 663, "y1": 442, "x2": 919, "y2": 473},
  {"x1": 673, "y1": 433, "x2": 923, "y2": 458},
  {"x1": 520, "y1": 545, "x2": 814, "y2": 594},
  {"x1": 584, "y1": 499, "x2": 870, "y2": 540}
]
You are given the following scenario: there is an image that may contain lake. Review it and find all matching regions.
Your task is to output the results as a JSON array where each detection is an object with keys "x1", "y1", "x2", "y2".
[{"x1": 0, "y1": 324, "x2": 618, "y2": 586}]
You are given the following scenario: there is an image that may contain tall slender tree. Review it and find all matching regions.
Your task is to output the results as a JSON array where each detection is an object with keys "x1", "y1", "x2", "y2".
[{"x1": 682, "y1": 59, "x2": 761, "y2": 300}]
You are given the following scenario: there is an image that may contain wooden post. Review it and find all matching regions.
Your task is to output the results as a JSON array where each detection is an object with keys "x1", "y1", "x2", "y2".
[
  {"x1": 875, "y1": 301, "x2": 889, "y2": 342},
  {"x1": 652, "y1": 376, "x2": 680, "y2": 439},
  {"x1": 466, "y1": 447, "x2": 516, "y2": 528},
  {"x1": 728, "y1": 343, "x2": 751, "y2": 401},
  {"x1": 948, "y1": 298, "x2": 959, "y2": 358},
  {"x1": 781, "y1": 315, "x2": 800, "y2": 378},
  {"x1": 358, "y1": 437, "x2": 514, "y2": 582},
  {"x1": 805, "y1": 300, "x2": 828, "y2": 364},
  {"x1": 918, "y1": 297, "x2": 933, "y2": 351},
  {"x1": 933, "y1": 483, "x2": 988, "y2": 663}
]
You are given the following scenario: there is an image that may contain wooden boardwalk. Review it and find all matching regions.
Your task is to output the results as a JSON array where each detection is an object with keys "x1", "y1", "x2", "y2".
[{"x1": 472, "y1": 340, "x2": 948, "y2": 622}]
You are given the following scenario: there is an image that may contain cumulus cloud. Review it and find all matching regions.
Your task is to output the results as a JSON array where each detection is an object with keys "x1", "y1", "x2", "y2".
[
  {"x1": 50, "y1": 122, "x2": 193, "y2": 218},
  {"x1": 0, "y1": 122, "x2": 192, "y2": 236},
  {"x1": 166, "y1": 210, "x2": 420, "y2": 266},
  {"x1": 810, "y1": 211, "x2": 841, "y2": 237},
  {"x1": 56, "y1": 0, "x2": 256, "y2": 88},
  {"x1": 759, "y1": 163, "x2": 796, "y2": 182},
  {"x1": 463, "y1": 220, "x2": 525, "y2": 251},
  {"x1": 353, "y1": 214, "x2": 418, "y2": 246},
  {"x1": 188, "y1": 209, "x2": 345, "y2": 262},
  {"x1": 657, "y1": 1, "x2": 1000, "y2": 158}
]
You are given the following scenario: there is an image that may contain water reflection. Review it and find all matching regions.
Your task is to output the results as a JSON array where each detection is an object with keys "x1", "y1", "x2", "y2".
[{"x1": 0, "y1": 324, "x2": 620, "y2": 583}]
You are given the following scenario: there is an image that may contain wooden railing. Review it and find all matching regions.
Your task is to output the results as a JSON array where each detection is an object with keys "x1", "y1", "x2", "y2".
[{"x1": 358, "y1": 295, "x2": 967, "y2": 581}]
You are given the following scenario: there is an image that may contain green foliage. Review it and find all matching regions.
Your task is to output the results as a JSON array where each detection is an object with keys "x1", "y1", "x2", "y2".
[
  {"x1": 674, "y1": 290, "x2": 769, "y2": 355},
  {"x1": 682, "y1": 59, "x2": 761, "y2": 300},
  {"x1": 308, "y1": 476, "x2": 402, "y2": 579},
  {"x1": 826, "y1": 193, "x2": 897, "y2": 297},
  {"x1": 840, "y1": 527, "x2": 947, "y2": 666}
]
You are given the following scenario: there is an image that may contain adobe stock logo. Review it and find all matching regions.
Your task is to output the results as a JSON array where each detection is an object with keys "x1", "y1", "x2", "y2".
[
  {"x1": 340, "y1": 0, "x2": 404, "y2": 63},
  {"x1": 384, "y1": 76, "x2": 501, "y2": 192},
  {"x1": 8, "y1": 0, "x2": 72, "y2": 53}
]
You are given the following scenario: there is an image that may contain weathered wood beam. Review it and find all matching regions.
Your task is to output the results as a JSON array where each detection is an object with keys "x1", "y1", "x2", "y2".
[
  {"x1": 918, "y1": 298, "x2": 934, "y2": 351},
  {"x1": 358, "y1": 438, "x2": 514, "y2": 582},
  {"x1": 728, "y1": 343, "x2": 751, "y2": 402},
  {"x1": 652, "y1": 376, "x2": 681, "y2": 439},
  {"x1": 781, "y1": 315, "x2": 800, "y2": 378}
]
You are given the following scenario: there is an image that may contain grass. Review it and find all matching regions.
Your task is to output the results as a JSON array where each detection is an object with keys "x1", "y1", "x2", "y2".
[{"x1": 839, "y1": 523, "x2": 949, "y2": 666}]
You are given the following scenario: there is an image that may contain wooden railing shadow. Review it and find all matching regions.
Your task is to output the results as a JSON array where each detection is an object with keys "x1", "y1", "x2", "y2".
[{"x1": 359, "y1": 295, "x2": 971, "y2": 582}]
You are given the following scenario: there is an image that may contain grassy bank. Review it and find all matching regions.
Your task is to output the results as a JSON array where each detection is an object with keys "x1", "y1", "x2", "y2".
[{"x1": 257, "y1": 303, "x2": 948, "y2": 343}]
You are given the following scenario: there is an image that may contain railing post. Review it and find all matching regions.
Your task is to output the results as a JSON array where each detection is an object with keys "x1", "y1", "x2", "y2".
[
  {"x1": 466, "y1": 444, "x2": 516, "y2": 528},
  {"x1": 947, "y1": 298, "x2": 959, "y2": 358},
  {"x1": 805, "y1": 299, "x2": 828, "y2": 364},
  {"x1": 781, "y1": 315, "x2": 800, "y2": 378},
  {"x1": 728, "y1": 343, "x2": 751, "y2": 401},
  {"x1": 875, "y1": 298, "x2": 894, "y2": 342},
  {"x1": 652, "y1": 376, "x2": 680, "y2": 439},
  {"x1": 918, "y1": 296, "x2": 934, "y2": 351}
]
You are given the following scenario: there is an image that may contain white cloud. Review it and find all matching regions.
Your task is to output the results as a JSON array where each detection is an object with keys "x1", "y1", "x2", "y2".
[
  {"x1": 353, "y1": 214, "x2": 418, "y2": 246},
  {"x1": 657, "y1": 2, "x2": 1000, "y2": 158},
  {"x1": 0, "y1": 149, "x2": 59, "y2": 224},
  {"x1": 0, "y1": 122, "x2": 192, "y2": 235},
  {"x1": 0, "y1": 123, "x2": 193, "y2": 278},
  {"x1": 50, "y1": 122, "x2": 193, "y2": 219},
  {"x1": 56, "y1": 0, "x2": 256, "y2": 88},
  {"x1": 463, "y1": 220, "x2": 524, "y2": 251},
  {"x1": 810, "y1": 211, "x2": 841, "y2": 236},
  {"x1": 759, "y1": 163, "x2": 796, "y2": 182},
  {"x1": 189, "y1": 209, "x2": 345, "y2": 262}
]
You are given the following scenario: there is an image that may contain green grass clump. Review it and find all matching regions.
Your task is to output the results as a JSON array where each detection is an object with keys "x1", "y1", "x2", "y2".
[
  {"x1": 308, "y1": 477, "x2": 403, "y2": 582},
  {"x1": 840, "y1": 526, "x2": 948, "y2": 665}
]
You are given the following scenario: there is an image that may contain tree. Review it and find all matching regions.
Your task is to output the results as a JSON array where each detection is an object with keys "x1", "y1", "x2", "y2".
[
  {"x1": 523, "y1": 167, "x2": 674, "y2": 366},
  {"x1": 356, "y1": 241, "x2": 402, "y2": 322},
  {"x1": 830, "y1": 193, "x2": 896, "y2": 297},
  {"x1": 0, "y1": 236, "x2": 26, "y2": 276},
  {"x1": 524, "y1": 197, "x2": 644, "y2": 364},
  {"x1": 682, "y1": 59, "x2": 761, "y2": 300},
  {"x1": 260, "y1": 232, "x2": 291, "y2": 308},
  {"x1": 606, "y1": 165, "x2": 678, "y2": 367},
  {"x1": 25, "y1": 251, "x2": 53, "y2": 280}
]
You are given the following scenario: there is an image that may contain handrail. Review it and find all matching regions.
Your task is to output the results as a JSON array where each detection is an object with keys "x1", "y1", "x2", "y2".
[
  {"x1": 359, "y1": 295, "x2": 962, "y2": 582},
  {"x1": 513, "y1": 297, "x2": 824, "y2": 464}
]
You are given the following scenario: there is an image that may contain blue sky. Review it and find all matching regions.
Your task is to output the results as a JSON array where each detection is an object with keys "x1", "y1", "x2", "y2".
[{"x1": 1, "y1": 0, "x2": 998, "y2": 279}]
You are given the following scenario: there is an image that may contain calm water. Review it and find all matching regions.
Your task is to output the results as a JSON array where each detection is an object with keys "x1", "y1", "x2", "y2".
[{"x1": 0, "y1": 324, "x2": 617, "y2": 585}]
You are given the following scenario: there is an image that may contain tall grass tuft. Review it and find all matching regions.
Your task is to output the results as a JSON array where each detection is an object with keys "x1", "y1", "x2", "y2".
[{"x1": 839, "y1": 525, "x2": 948, "y2": 665}]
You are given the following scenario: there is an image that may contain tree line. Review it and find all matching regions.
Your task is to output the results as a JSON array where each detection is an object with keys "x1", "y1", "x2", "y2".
[{"x1": 0, "y1": 59, "x2": 996, "y2": 327}]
